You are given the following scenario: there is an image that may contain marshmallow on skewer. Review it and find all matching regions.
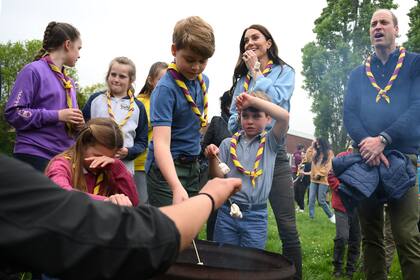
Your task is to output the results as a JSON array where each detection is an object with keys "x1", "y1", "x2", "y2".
[
  {"x1": 230, "y1": 202, "x2": 243, "y2": 219},
  {"x1": 218, "y1": 162, "x2": 230, "y2": 175}
]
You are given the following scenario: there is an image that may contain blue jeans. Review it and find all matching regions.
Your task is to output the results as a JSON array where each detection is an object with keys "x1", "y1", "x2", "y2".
[
  {"x1": 308, "y1": 182, "x2": 333, "y2": 219},
  {"x1": 214, "y1": 204, "x2": 268, "y2": 249}
]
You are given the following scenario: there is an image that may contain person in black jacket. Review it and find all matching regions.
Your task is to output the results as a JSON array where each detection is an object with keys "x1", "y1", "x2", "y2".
[
  {"x1": 201, "y1": 90, "x2": 233, "y2": 240},
  {"x1": 0, "y1": 155, "x2": 241, "y2": 280}
]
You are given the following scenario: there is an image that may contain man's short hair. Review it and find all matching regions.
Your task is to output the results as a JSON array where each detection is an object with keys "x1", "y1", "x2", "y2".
[
  {"x1": 172, "y1": 16, "x2": 215, "y2": 59},
  {"x1": 373, "y1": 9, "x2": 398, "y2": 26}
]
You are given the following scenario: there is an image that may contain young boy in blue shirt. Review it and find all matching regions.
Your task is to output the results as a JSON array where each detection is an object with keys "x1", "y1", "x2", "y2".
[
  {"x1": 146, "y1": 16, "x2": 215, "y2": 207},
  {"x1": 205, "y1": 91, "x2": 289, "y2": 249}
]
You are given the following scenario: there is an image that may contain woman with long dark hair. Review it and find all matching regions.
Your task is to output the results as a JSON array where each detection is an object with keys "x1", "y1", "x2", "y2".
[
  {"x1": 308, "y1": 138, "x2": 335, "y2": 222},
  {"x1": 227, "y1": 24, "x2": 301, "y2": 279}
]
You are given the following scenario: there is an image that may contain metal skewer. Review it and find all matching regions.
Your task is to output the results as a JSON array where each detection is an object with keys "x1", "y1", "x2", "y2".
[{"x1": 192, "y1": 239, "x2": 203, "y2": 265}]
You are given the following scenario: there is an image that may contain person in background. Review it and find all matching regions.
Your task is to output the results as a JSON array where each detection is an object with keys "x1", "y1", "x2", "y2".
[
  {"x1": 0, "y1": 154, "x2": 241, "y2": 279},
  {"x1": 201, "y1": 90, "x2": 233, "y2": 240},
  {"x1": 4, "y1": 21, "x2": 84, "y2": 172},
  {"x1": 134, "y1": 61, "x2": 168, "y2": 204},
  {"x1": 294, "y1": 146, "x2": 311, "y2": 213},
  {"x1": 328, "y1": 149, "x2": 361, "y2": 278},
  {"x1": 83, "y1": 57, "x2": 148, "y2": 175},
  {"x1": 308, "y1": 138, "x2": 335, "y2": 223},
  {"x1": 292, "y1": 144, "x2": 305, "y2": 178},
  {"x1": 45, "y1": 118, "x2": 138, "y2": 206}
]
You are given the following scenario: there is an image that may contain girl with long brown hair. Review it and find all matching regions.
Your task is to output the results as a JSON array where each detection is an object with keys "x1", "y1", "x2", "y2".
[{"x1": 45, "y1": 118, "x2": 138, "y2": 206}]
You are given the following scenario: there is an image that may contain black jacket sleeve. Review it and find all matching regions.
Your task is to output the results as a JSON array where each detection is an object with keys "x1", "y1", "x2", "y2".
[{"x1": 0, "y1": 155, "x2": 180, "y2": 280}]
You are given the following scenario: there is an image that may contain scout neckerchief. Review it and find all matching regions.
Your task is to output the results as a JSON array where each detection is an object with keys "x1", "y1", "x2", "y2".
[
  {"x1": 243, "y1": 60, "x2": 274, "y2": 92},
  {"x1": 92, "y1": 172, "x2": 104, "y2": 195},
  {"x1": 63, "y1": 154, "x2": 104, "y2": 195},
  {"x1": 167, "y1": 62, "x2": 208, "y2": 127},
  {"x1": 43, "y1": 55, "x2": 74, "y2": 134},
  {"x1": 106, "y1": 89, "x2": 134, "y2": 127},
  {"x1": 230, "y1": 130, "x2": 267, "y2": 187},
  {"x1": 365, "y1": 46, "x2": 406, "y2": 103}
]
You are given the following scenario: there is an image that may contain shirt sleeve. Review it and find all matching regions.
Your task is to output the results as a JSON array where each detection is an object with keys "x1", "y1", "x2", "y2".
[
  {"x1": 150, "y1": 85, "x2": 176, "y2": 127},
  {"x1": 343, "y1": 69, "x2": 371, "y2": 144},
  {"x1": 218, "y1": 138, "x2": 231, "y2": 165},
  {"x1": 228, "y1": 85, "x2": 242, "y2": 133},
  {"x1": 108, "y1": 159, "x2": 139, "y2": 206},
  {"x1": 45, "y1": 156, "x2": 107, "y2": 201},
  {"x1": 0, "y1": 155, "x2": 180, "y2": 279},
  {"x1": 4, "y1": 65, "x2": 59, "y2": 130},
  {"x1": 126, "y1": 100, "x2": 148, "y2": 160},
  {"x1": 382, "y1": 57, "x2": 420, "y2": 144},
  {"x1": 254, "y1": 65, "x2": 295, "y2": 111}
]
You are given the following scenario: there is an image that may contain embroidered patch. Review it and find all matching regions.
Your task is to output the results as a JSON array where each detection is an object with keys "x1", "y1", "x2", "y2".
[
  {"x1": 120, "y1": 103, "x2": 130, "y2": 110},
  {"x1": 18, "y1": 109, "x2": 32, "y2": 119}
]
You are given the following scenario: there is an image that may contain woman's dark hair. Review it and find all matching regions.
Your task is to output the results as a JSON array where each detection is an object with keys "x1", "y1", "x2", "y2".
[
  {"x1": 231, "y1": 24, "x2": 291, "y2": 91},
  {"x1": 313, "y1": 138, "x2": 331, "y2": 165},
  {"x1": 138, "y1": 61, "x2": 168, "y2": 96},
  {"x1": 220, "y1": 90, "x2": 233, "y2": 116},
  {"x1": 34, "y1": 21, "x2": 80, "y2": 61}
]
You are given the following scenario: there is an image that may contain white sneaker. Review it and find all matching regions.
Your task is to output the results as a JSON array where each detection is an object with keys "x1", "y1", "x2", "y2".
[
  {"x1": 298, "y1": 209, "x2": 304, "y2": 213},
  {"x1": 329, "y1": 215, "x2": 336, "y2": 224}
]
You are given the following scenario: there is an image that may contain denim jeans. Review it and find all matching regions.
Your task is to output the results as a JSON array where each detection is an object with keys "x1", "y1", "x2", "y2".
[
  {"x1": 308, "y1": 182, "x2": 333, "y2": 219},
  {"x1": 214, "y1": 204, "x2": 268, "y2": 249}
]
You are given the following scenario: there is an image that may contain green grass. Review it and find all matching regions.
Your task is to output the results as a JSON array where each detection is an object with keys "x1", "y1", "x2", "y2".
[{"x1": 200, "y1": 204, "x2": 403, "y2": 280}]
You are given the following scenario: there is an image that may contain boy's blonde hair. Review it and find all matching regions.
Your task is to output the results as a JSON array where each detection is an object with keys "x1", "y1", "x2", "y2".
[{"x1": 172, "y1": 16, "x2": 215, "y2": 59}]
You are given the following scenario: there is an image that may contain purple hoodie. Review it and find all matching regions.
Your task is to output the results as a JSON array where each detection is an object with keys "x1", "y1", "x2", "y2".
[{"x1": 4, "y1": 59, "x2": 77, "y2": 159}]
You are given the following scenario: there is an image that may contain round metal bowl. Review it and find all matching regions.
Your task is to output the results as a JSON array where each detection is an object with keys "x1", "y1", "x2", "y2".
[{"x1": 154, "y1": 240, "x2": 295, "y2": 280}]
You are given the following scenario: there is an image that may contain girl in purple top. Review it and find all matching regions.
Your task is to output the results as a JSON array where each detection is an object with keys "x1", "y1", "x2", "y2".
[{"x1": 4, "y1": 21, "x2": 84, "y2": 172}]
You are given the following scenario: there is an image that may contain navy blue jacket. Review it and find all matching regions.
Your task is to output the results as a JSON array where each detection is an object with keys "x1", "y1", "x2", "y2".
[{"x1": 332, "y1": 150, "x2": 416, "y2": 212}]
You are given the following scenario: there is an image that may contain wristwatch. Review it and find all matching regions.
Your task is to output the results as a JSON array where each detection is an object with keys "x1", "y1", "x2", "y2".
[
  {"x1": 253, "y1": 61, "x2": 261, "y2": 72},
  {"x1": 379, "y1": 135, "x2": 388, "y2": 146}
]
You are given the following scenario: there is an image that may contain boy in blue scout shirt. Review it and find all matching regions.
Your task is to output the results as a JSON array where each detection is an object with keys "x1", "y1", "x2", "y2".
[
  {"x1": 205, "y1": 91, "x2": 289, "y2": 249},
  {"x1": 146, "y1": 16, "x2": 215, "y2": 207}
]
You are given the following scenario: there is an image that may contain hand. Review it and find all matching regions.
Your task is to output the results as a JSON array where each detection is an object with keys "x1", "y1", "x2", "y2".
[
  {"x1": 172, "y1": 186, "x2": 189, "y2": 205},
  {"x1": 200, "y1": 178, "x2": 242, "y2": 209},
  {"x1": 85, "y1": 156, "x2": 115, "y2": 170},
  {"x1": 58, "y1": 108, "x2": 84, "y2": 125},
  {"x1": 359, "y1": 137, "x2": 385, "y2": 163},
  {"x1": 366, "y1": 152, "x2": 390, "y2": 168},
  {"x1": 105, "y1": 194, "x2": 133, "y2": 206},
  {"x1": 242, "y1": 50, "x2": 259, "y2": 73},
  {"x1": 204, "y1": 144, "x2": 219, "y2": 159},
  {"x1": 115, "y1": 147, "x2": 128, "y2": 159},
  {"x1": 236, "y1": 93, "x2": 255, "y2": 111},
  {"x1": 71, "y1": 118, "x2": 85, "y2": 132}
]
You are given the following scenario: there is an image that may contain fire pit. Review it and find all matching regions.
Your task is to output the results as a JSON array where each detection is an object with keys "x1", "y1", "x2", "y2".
[{"x1": 154, "y1": 240, "x2": 295, "y2": 280}]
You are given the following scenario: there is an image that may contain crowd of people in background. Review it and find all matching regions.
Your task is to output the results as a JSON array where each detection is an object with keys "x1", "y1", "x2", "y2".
[{"x1": 1, "y1": 7, "x2": 419, "y2": 280}]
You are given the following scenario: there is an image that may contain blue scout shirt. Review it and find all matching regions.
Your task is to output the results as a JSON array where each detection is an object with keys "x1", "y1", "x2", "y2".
[
  {"x1": 146, "y1": 71, "x2": 209, "y2": 172},
  {"x1": 228, "y1": 64, "x2": 295, "y2": 133},
  {"x1": 218, "y1": 129, "x2": 283, "y2": 205}
]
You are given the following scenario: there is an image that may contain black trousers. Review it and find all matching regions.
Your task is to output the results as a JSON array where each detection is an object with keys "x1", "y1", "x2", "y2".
[{"x1": 269, "y1": 148, "x2": 302, "y2": 279}]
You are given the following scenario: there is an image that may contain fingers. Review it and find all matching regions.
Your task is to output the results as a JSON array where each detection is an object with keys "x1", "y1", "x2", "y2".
[
  {"x1": 108, "y1": 194, "x2": 132, "y2": 206},
  {"x1": 379, "y1": 153, "x2": 390, "y2": 168}
]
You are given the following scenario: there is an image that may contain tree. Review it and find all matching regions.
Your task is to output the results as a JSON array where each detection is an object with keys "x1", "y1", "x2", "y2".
[
  {"x1": 403, "y1": 0, "x2": 420, "y2": 53},
  {"x1": 78, "y1": 83, "x2": 107, "y2": 109},
  {"x1": 301, "y1": 0, "x2": 396, "y2": 152}
]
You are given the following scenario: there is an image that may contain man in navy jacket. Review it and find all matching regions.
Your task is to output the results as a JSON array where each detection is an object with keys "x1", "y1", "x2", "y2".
[{"x1": 343, "y1": 9, "x2": 420, "y2": 280}]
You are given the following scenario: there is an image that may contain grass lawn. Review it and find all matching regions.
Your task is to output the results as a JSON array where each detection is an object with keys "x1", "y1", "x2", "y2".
[{"x1": 200, "y1": 204, "x2": 403, "y2": 280}]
